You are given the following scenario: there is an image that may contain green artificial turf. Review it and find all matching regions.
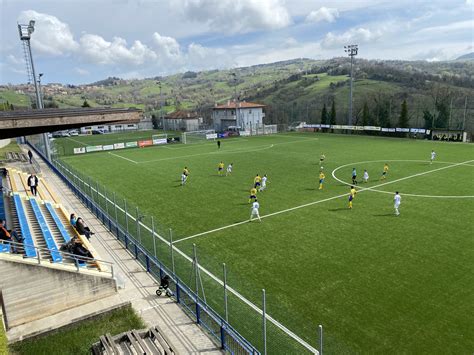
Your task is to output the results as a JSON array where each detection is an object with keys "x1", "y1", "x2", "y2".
[
  {"x1": 10, "y1": 305, "x2": 145, "y2": 355},
  {"x1": 57, "y1": 132, "x2": 474, "y2": 353}
]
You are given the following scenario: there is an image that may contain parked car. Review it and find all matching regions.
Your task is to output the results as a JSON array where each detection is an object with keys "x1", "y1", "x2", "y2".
[
  {"x1": 68, "y1": 130, "x2": 79, "y2": 136},
  {"x1": 91, "y1": 130, "x2": 104, "y2": 135}
]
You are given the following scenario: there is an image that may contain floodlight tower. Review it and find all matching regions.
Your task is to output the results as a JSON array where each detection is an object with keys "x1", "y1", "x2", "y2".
[
  {"x1": 18, "y1": 20, "x2": 51, "y2": 161},
  {"x1": 344, "y1": 44, "x2": 358, "y2": 130},
  {"x1": 231, "y1": 72, "x2": 240, "y2": 129},
  {"x1": 157, "y1": 81, "x2": 164, "y2": 130}
]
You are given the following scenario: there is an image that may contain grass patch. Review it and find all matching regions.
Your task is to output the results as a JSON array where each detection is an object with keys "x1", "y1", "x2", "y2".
[
  {"x1": 10, "y1": 304, "x2": 145, "y2": 355},
  {"x1": 58, "y1": 132, "x2": 474, "y2": 353}
]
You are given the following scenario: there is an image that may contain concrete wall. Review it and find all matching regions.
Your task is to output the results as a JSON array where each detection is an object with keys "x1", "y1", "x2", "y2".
[{"x1": 0, "y1": 259, "x2": 117, "y2": 329}]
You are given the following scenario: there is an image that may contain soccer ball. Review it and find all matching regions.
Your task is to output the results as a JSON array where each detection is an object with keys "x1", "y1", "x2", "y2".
[{"x1": 320, "y1": 166, "x2": 324, "y2": 170}]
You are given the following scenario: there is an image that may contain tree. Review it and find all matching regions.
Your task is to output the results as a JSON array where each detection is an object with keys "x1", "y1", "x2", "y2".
[
  {"x1": 399, "y1": 99, "x2": 409, "y2": 128},
  {"x1": 320, "y1": 103, "x2": 328, "y2": 124},
  {"x1": 82, "y1": 100, "x2": 91, "y2": 108},
  {"x1": 361, "y1": 101, "x2": 370, "y2": 126},
  {"x1": 151, "y1": 114, "x2": 160, "y2": 129},
  {"x1": 423, "y1": 110, "x2": 434, "y2": 129},
  {"x1": 330, "y1": 100, "x2": 336, "y2": 125}
]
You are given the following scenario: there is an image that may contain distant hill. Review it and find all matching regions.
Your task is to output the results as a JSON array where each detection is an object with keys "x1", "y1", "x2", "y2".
[
  {"x1": 1, "y1": 57, "x2": 472, "y2": 131},
  {"x1": 456, "y1": 52, "x2": 474, "y2": 61}
]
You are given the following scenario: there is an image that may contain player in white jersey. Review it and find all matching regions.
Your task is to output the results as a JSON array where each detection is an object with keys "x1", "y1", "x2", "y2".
[
  {"x1": 363, "y1": 169, "x2": 369, "y2": 183},
  {"x1": 259, "y1": 174, "x2": 268, "y2": 191},
  {"x1": 181, "y1": 173, "x2": 187, "y2": 186},
  {"x1": 430, "y1": 150, "x2": 436, "y2": 164},
  {"x1": 394, "y1": 192, "x2": 401, "y2": 216},
  {"x1": 226, "y1": 163, "x2": 233, "y2": 176},
  {"x1": 250, "y1": 199, "x2": 261, "y2": 222}
]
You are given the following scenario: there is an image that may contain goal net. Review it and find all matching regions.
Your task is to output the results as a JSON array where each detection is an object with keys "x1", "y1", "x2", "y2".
[{"x1": 182, "y1": 130, "x2": 216, "y2": 144}]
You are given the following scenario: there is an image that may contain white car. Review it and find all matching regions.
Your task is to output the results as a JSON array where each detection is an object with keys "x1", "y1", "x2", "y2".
[{"x1": 69, "y1": 130, "x2": 79, "y2": 136}]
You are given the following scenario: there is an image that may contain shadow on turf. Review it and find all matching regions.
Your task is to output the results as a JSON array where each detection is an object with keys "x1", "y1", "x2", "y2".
[
  {"x1": 327, "y1": 208, "x2": 351, "y2": 212},
  {"x1": 373, "y1": 213, "x2": 396, "y2": 217}
]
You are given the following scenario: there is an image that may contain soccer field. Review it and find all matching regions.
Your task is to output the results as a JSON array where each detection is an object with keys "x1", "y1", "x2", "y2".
[{"x1": 57, "y1": 132, "x2": 474, "y2": 353}]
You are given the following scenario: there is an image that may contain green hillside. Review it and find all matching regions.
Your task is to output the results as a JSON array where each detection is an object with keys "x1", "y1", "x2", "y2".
[{"x1": 1, "y1": 58, "x2": 472, "y2": 130}]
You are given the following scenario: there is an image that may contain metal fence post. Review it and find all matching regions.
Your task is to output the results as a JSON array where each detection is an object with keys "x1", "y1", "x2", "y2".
[
  {"x1": 223, "y1": 263, "x2": 228, "y2": 322},
  {"x1": 151, "y1": 216, "x2": 157, "y2": 258},
  {"x1": 113, "y1": 192, "x2": 119, "y2": 235},
  {"x1": 96, "y1": 180, "x2": 100, "y2": 206},
  {"x1": 262, "y1": 289, "x2": 267, "y2": 355},
  {"x1": 136, "y1": 206, "x2": 141, "y2": 243},
  {"x1": 319, "y1": 324, "x2": 323, "y2": 355},
  {"x1": 193, "y1": 244, "x2": 199, "y2": 297},
  {"x1": 169, "y1": 228, "x2": 175, "y2": 275},
  {"x1": 124, "y1": 199, "x2": 129, "y2": 234}
]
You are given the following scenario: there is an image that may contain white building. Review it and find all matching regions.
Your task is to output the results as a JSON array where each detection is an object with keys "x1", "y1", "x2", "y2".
[
  {"x1": 164, "y1": 111, "x2": 202, "y2": 131},
  {"x1": 80, "y1": 123, "x2": 138, "y2": 134},
  {"x1": 212, "y1": 101, "x2": 266, "y2": 131}
]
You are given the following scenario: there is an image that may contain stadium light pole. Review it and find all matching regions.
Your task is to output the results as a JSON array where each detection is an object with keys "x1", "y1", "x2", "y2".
[
  {"x1": 232, "y1": 72, "x2": 240, "y2": 129},
  {"x1": 157, "y1": 81, "x2": 164, "y2": 131},
  {"x1": 18, "y1": 20, "x2": 51, "y2": 161},
  {"x1": 344, "y1": 44, "x2": 358, "y2": 132}
]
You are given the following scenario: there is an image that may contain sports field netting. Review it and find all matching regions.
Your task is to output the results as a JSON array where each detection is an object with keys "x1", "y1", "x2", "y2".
[{"x1": 55, "y1": 132, "x2": 474, "y2": 353}]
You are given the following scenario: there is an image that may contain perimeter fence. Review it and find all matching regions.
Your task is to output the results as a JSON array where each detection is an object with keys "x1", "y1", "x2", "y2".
[{"x1": 27, "y1": 138, "x2": 323, "y2": 355}]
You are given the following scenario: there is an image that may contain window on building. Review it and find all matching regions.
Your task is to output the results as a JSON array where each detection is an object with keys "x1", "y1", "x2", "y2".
[
  {"x1": 127, "y1": 124, "x2": 135, "y2": 127},
  {"x1": 231, "y1": 110, "x2": 235, "y2": 115}
]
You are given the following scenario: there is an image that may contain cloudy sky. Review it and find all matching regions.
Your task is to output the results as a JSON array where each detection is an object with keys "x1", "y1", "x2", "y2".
[{"x1": 1, "y1": 0, "x2": 472, "y2": 84}]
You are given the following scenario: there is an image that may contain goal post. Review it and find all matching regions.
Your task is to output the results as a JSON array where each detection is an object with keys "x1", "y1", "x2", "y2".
[{"x1": 182, "y1": 130, "x2": 216, "y2": 144}]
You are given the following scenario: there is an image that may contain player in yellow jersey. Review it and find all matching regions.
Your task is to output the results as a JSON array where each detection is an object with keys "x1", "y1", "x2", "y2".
[
  {"x1": 249, "y1": 187, "x2": 257, "y2": 203},
  {"x1": 254, "y1": 174, "x2": 262, "y2": 189},
  {"x1": 217, "y1": 161, "x2": 225, "y2": 175},
  {"x1": 183, "y1": 167, "x2": 189, "y2": 176},
  {"x1": 380, "y1": 163, "x2": 389, "y2": 180},
  {"x1": 348, "y1": 185, "x2": 357, "y2": 209},
  {"x1": 319, "y1": 171, "x2": 325, "y2": 190}
]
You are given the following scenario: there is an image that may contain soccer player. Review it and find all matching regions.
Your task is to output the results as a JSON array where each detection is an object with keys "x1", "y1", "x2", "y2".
[
  {"x1": 319, "y1": 153, "x2": 326, "y2": 166},
  {"x1": 380, "y1": 163, "x2": 389, "y2": 180},
  {"x1": 363, "y1": 169, "x2": 369, "y2": 183},
  {"x1": 351, "y1": 168, "x2": 358, "y2": 185},
  {"x1": 226, "y1": 163, "x2": 233, "y2": 176},
  {"x1": 259, "y1": 174, "x2": 268, "y2": 191},
  {"x1": 254, "y1": 174, "x2": 262, "y2": 189},
  {"x1": 394, "y1": 191, "x2": 401, "y2": 216},
  {"x1": 348, "y1": 185, "x2": 357, "y2": 209},
  {"x1": 183, "y1": 166, "x2": 189, "y2": 176},
  {"x1": 430, "y1": 150, "x2": 436, "y2": 164},
  {"x1": 181, "y1": 172, "x2": 187, "y2": 186},
  {"x1": 319, "y1": 171, "x2": 325, "y2": 190},
  {"x1": 249, "y1": 187, "x2": 258, "y2": 203},
  {"x1": 250, "y1": 199, "x2": 261, "y2": 222},
  {"x1": 217, "y1": 161, "x2": 225, "y2": 175}
]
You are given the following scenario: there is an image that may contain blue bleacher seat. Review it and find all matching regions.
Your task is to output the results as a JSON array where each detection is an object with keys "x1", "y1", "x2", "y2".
[
  {"x1": 0, "y1": 177, "x2": 5, "y2": 222},
  {"x1": 12, "y1": 194, "x2": 36, "y2": 258},
  {"x1": 45, "y1": 203, "x2": 71, "y2": 243},
  {"x1": 29, "y1": 198, "x2": 62, "y2": 262}
]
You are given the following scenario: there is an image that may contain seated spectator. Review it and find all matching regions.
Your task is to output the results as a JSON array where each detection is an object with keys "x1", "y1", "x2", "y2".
[
  {"x1": 72, "y1": 238, "x2": 93, "y2": 259},
  {"x1": 75, "y1": 217, "x2": 95, "y2": 240},
  {"x1": 0, "y1": 220, "x2": 23, "y2": 253},
  {"x1": 70, "y1": 213, "x2": 77, "y2": 227}
]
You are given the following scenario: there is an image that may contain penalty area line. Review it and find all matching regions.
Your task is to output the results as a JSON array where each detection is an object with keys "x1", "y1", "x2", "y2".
[
  {"x1": 107, "y1": 152, "x2": 138, "y2": 164},
  {"x1": 173, "y1": 159, "x2": 474, "y2": 244}
]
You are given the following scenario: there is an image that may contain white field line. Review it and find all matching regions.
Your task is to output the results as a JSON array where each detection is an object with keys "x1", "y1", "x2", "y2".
[
  {"x1": 331, "y1": 159, "x2": 474, "y2": 198},
  {"x1": 109, "y1": 137, "x2": 318, "y2": 165},
  {"x1": 107, "y1": 152, "x2": 139, "y2": 164},
  {"x1": 173, "y1": 159, "x2": 474, "y2": 244},
  {"x1": 66, "y1": 137, "x2": 88, "y2": 146},
  {"x1": 54, "y1": 161, "x2": 318, "y2": 354}
]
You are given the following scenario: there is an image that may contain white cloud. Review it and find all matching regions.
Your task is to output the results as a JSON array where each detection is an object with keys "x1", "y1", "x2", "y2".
[
  {"x1": 153, "y1": 33, "x2": 181, "y2": 59},
  {"x1": 186, "y1": 43, "x2": 234, "y2": 69},
  {"x1": 17, "y1": 10, "x2": 79, "y2": 56},
  {"x1": 181, "y1": 0, "x2": 291, "y2": 34},
  {"x1": 305, "y1": 7, "x2": 339, "y2": 23},
  {"x1": 79, "y1": 34, "x2": 156, "y2": 65},
  {"x1": 74, "y1": 67, "x2": 89, "y2": 76},
  {"x1": 321, "y1": 27, "x2": 383, "y2": 48}
]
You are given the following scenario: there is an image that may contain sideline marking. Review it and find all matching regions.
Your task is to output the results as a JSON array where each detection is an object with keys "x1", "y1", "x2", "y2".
[
  {"x1": 54, "y1": 161, "x2": 317, "y2": 354},
  {"x1": 107, "y1": 152, "x2": 138, "y2": 164},
  {"x1": 173, "y1": 160, "x2": 474, "y2": 244},
  {"x1": 331, "y1": 159, "x2": 474, "y2": 198},
  {"x1": 66, "y1": 137, "x2": 88, "y2": 146}
]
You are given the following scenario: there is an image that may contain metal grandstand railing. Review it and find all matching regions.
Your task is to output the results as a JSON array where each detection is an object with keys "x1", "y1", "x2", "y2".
[
  {"x1": 0, "y1": 240, "x2": 115, "y2": 277},
  {"x1": 28, "y1": 140, "x2": 325, "y2": 354}
]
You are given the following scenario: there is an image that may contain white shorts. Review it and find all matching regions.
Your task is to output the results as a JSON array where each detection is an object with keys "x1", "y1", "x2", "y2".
[
  {"x1": 394, "y1": 203, "x2": 400, "y2": 208},
  {"x1": 251, "y1": 209, "x2": 260, "y2": 216}
]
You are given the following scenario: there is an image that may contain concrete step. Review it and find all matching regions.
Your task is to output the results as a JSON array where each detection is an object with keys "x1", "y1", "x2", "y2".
[{"x1": 0, "y1": 258, "x2": 117, "y2": 329}]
